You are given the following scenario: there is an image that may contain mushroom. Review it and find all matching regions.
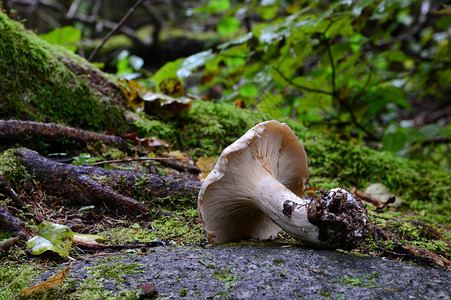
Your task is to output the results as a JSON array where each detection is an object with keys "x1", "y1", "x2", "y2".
[{"x1": 198, "y1": 120, "x2": 368, "y2": 248}]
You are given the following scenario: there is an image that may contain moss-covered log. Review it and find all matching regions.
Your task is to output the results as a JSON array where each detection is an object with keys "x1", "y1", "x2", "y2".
[{"x1": 0, "y1": 12, "x2": 130, "y2": 132}]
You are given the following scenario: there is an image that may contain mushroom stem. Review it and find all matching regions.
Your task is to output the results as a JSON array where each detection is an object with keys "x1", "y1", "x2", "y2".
[{"x1": 254, "y1": 175, "x2": 322, "y2": 245}]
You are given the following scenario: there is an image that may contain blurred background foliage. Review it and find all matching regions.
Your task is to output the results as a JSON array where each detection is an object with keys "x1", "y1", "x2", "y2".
[{"x1": 3, "y1": 0, "x2": 450, "y2": 166}]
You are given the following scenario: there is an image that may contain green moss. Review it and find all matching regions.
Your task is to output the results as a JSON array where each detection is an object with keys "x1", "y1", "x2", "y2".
[
  {"x1": 332, "y1": 272, "x2": 380, "y2": 288},
  {"x1": 0, "y1": 12, "x2": 128, "y2": 131},
  {"x1": 364, "y1": 209, "x2": 450, "y2": 254},
  {"x1": 0, "y1": 262, "x2": 43, "y2": 299},
  {"x1": 86, "y1": 261, "x2": 144, "y2": 285},
  {"x1": 212, "y1": 266, "x2": 236, "y2": 291},
  {"x1": 97, "y1": 208, "x2": 205, "y2": 245},
  {"x1": 0, "y1": 148, "x2": 30, "y2": 185}
]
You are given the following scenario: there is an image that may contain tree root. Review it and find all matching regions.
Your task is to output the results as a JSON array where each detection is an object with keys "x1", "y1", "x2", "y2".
[
  {"x1": 0, "y1": 119, "x2": 126, "y2": 150},
  {"x1": 0, "y1": 205, "x2": 31, "y2": 238},
  {"x1": 15, "y1": 149, "x2": 201, "y2": 214}
]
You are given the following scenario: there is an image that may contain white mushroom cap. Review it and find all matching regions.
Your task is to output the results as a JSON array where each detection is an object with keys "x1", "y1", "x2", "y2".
[{"x1": 198, "y1": 120, "x2": 309, "y2": 244}]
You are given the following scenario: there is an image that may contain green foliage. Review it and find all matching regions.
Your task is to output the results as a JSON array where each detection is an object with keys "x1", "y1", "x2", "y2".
[
  {"x1": 38, "y1": 26, "x2": 81, "y2": 52},
  {"x1": 113, "y1": 50, "x2": 146, "y2": 80},
  {"x1": 72, "y1": 153, "x2": 101, "y2": 165},
  {"x1": 154, "y1": 0, "x2": 450, "y2": 166}
]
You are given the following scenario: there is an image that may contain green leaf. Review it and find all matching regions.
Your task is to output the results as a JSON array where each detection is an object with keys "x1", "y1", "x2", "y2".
[
  {"x1": 239, "y1": 83, "x2": 258, "y2": 98},
  {"x1": 439, "y1": 126, "x2": 451, "y2": 139},
  {"x1": 38, "y1": 26, "x2": 81, "y2": 52},
  {"x1": 177, "y1": 50, "x2": 215, "y2": 79},
  {"x1": 207, "y1": 0, "x2": 231, "y2": 13},
  {"x1": 151, "y1": 58, "x2": 184, "y2": 88},
  {"x1": 366, "y1": 85, "x2": 409, "y2": 109},
  {"x1": 256, "y1": 5, "x2": 279, "y2": 20},
  {"x1": 405, "y1": 128, "x2": 426, "y2": 144},
  {"x1": 327, "y1": 16, "x2": 354, "y2": 36},
  {"x1": 419, "y1": 124, "x2": 440, "y2": 139},
  {"x1": 436, "y1": 15, "x2": 451, "y2": 30},
  {"x1": 217, "y1": 16, "x2": 240, "y2": 36},
  {"x1": 256, "y1": 94, "x2": 282, "y2": 118},
  {"x1": 296, "y1": 93, "x2": 332, "y2": 112},
  {"x1": 380, "y1": 50, "x2": 407, "y2": 62},
  {"x1": 27, "y1": 221, "x2": 74, "y2": 257},
  {"x1": 222, "y1": 44, "x2": 248, "y2": 67},
  {"x1": 382, "y1": 132, "x2": 406, "y2": 152}
]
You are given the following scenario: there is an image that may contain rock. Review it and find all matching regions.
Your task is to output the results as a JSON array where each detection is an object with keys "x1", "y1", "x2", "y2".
[{"x1": 67, "y1": 245, "x2": 450, "y2": 299}]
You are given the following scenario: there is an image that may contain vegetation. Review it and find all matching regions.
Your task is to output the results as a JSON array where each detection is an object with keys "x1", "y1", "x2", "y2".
[
  {"x1": 169, "y1": 0, "x2": 451, "y2": 166},
  {"x1": 0, "y1": 0, "x2": 450, "y2": 298}
]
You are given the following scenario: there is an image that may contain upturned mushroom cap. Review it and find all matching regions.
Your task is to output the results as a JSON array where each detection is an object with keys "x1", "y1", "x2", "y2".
[{"x1": 198, "y1": 120, "x2": 309, "y2": 244}]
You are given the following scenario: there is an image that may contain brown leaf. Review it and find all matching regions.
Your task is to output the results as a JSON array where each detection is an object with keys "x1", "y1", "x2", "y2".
[
  {"x1": 20, "y1": 265, "x2": 71, "y2": 295},
  {"x1": 117, "y1": 79, "x2": 145, "y2": 112},
  {"x1": 159, "y1": 78, "x2": 184, "y2": 96}
]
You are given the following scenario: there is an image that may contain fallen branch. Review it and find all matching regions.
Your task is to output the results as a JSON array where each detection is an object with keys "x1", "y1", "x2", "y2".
[
  {"x1": 15, "y1": 149, "x2": 201, "y2": 214},
  {"x1": 74, "y1": 240, "x2": 170, "y2": 252},
  {"x1": 0, "y1": 120, "x2": 126, "y2": 149},
  {"x1": 0, "y1": 237, "x2": 19, "y2": 251}
]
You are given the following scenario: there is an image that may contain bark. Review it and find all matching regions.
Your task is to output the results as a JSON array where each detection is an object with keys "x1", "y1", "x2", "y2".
[
  {"x1": 0, "y1": 119, "x2": 126, "y2": 149},
  {"x1": 0, "y1": 206, "x2": 31, "y2": 238},
  {"x1": 15, "y1": 149, "x2": 201, "y2": 214}
]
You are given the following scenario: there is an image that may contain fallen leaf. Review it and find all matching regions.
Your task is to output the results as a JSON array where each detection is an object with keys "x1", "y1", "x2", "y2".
[
  {"x1": 117, "y1": 79, "x2": 145, "y2": 112},
  {"x1": 159, "y1": 78, "x2": 184, "y2": 96},
  {"x1": 73, "y1": 233, "x2": 104, "y2": 245},
  {"x1": 137, "y1": 282, "x2": 157, "y2": 296},
  {"x1": 27, "y1": 222, "x2": 74, "y2": 257},
  {"x1": 20, "y1": 265, "x2": 71, "y2": 295},
  {"x1": 118, "y1": 78, "x2": 191, "y2": 118},
  {"x1": 364, "y1": 183, "x2": 403, "y2": 207}
]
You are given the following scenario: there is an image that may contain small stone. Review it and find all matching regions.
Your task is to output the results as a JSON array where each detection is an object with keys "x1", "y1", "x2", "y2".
[{"x1": 137, "y1": 283, "x2": 157, "y2": 298}]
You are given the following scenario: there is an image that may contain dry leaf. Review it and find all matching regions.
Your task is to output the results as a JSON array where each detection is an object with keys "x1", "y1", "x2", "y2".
[
  {"x1": 117, "y1": 79, "x2": 145, "y2": 112},
  {"x1": 73, "y1": 233, "x2": 103, "y2": 245},
  {"x1": 159, "y1": 78, "x2": 184, "y2": 96},
  {"x1": 20, "y1": 265, "x2": 71, "y2": 295},
  {"x1": 118, "y1": 78, "x2": 191, "y2": 118}
]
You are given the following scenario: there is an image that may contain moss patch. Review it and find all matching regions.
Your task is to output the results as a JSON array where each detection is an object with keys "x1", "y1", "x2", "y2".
[
  {"x1": 95, "y1": 208, "x2": 205, "y2": 245},
  {"x1": 0, "y1": 262, "x2": 43, "y2": 299},
  {"x1": 0, "y1": 12, "x2": 128, "y2": 132}
]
